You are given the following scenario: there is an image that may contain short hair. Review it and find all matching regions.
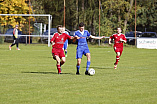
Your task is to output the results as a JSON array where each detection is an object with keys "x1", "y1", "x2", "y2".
[
  {"x1": 79, "y1": 22, "x2": 84, "y2": 27},
  {"x1": 56, "y1": 25, "x2": 62, "y2": 30}
]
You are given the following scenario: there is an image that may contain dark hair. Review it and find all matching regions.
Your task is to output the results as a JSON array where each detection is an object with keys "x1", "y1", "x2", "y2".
[
  {"x1": 79, "y1": 22, "x2": 84, "y2": 27},
  {"x1": 56, "y1": 25, "x2": 62, "y2": 30}
]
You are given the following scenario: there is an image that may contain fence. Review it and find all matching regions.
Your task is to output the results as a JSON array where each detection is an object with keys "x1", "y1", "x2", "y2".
[{"x1": 0, "y1": 34, "x2": 136, "y2": 46}]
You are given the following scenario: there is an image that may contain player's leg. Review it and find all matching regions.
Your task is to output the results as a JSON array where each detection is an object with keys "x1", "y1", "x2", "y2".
[
  {"x1": 64, "y1": 49, "x2": 68, "y2": 57},
  {"x1": 60, "y1": 48, "x2": 66, "y2": 65},
  {"x1": 52, "y1": 49, "x2": 61, "y2": 74},
  {"x1": 76, "y1": 58, "x2": 81, "y2": 75},
  {"x1": 9, "y1": 39, "x2": 16, "y2": 50},
  {"x1": 16, "y1": 38, "x2": 20, "y2": 50},
  {"x1": 63, "y1": 40, "x2": 68, "y2": 57},
  {"x1": 114, "y1": 47, "x2": 120, "y2": 69},
  {"x1": 76, "y1": 48, "x2": 83, "y2": 75},
  {"x1": 114, "y1": 52, "x2": 120, "y2": 69},
  {"x1": 85, "y1": 53, "x2": 91, "y2": 75},
  {"x1": 115, "y1": 52, "x2": 120, "y2": 64},
  {"x1": 60, "y1": 57, "x2": 66, "y2": 67},
  {"x1": 55, "y1": 56, "x2": 62, "y2": 74},
  {"x1": 84, "y1": 48, "x2": 91, "y2": 75}
]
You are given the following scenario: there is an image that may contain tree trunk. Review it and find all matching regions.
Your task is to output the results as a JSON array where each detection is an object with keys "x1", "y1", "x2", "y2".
[
  {"x1": 118, "y1": 8, "x2": 121, "y2": 27},
  {"x1": 82, "y1": 0, "x2": 84, "y2": 23},
  {"x1": 123, "y1": 0, "x2": 134, "y2": 34},
  {"x1": 75, "y1": 0, "x2": 78, "y2": 30}
]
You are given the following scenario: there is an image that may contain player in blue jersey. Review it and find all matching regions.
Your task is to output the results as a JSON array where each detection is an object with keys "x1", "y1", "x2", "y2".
[
  {"x1": 74, "y1": 22, "x2": 105, "y2": 75},
  {"x1": 62, "y1": 27, "x2": 69, "y2": 57}
]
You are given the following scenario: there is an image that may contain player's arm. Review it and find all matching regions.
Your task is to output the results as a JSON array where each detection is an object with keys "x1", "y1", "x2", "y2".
[
  {"x1": 109, "y1": 38, "x2": 112, "y2": 45},
  {"x1": 50, "y1": 33, "x2": 56, "y2": 46},
  {"x1": 120, "y1": 38, "x2": 126, "y2": 43},
  {"x1": 13, "y1": 29, "x2": 15, "y2": 35},
  {"x1": 120, "y1": 35, "x2": 127, "y2": 43},
  {"x1": 90, "y1": 35, "x2": 105, "y2": 39},
  {"x1": 70, "y1": 36, "x2": 79, "y2": 43},
  {"x1": 51, "y1": 41, "x2": 55, "y2": 46},
  {"x1": 50, "y1": 37, "x2": 55, "y2": 46},
  {"x1": 13, "y1": 29, "x2": 17, "y2": 38}
]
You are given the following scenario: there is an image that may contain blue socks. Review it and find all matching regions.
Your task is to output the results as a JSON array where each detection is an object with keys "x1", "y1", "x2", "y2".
[
  {"x1": 76, "y1": 61, "x2": 90, "y2": 73},
  {"x1": 77, "y1": 65, "x2": 80, "y2": 73},
  {"x1": 86, "y1": 61, "x2": 91, "y2": 71}
]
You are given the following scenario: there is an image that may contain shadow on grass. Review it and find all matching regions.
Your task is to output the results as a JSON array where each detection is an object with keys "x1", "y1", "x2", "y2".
[
  {"x1": 83, "y1": 66, "x2": 113, "y2": 69},
  {"x1": 21, "y1": 71, "x2": 74, "y2": 75}
]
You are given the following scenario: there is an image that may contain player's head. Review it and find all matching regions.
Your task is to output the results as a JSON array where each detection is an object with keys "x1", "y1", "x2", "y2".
[
  {"x1": 79, "y1": 22, "x2": 84, "y2": 32},
  {"x1": 57, "y1": 25, "x2": 63, "y2": 34},
  {"x1": 15, "y1": 25, "x2": 19, "y2": 29},
  {"x1": 117, "y1": 27, "x2": 122, "y2": 34},
  {"x1": 62, "y1": 26, "x2": 65, "y2": 32}
]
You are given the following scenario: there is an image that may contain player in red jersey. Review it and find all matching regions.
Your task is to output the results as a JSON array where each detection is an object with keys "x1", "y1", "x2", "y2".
[
  {"x1": 50, "y1": 25, "x2": 77, "y2": 74},
  {"x1": 109, "y1": 27, "x2": 126, "y2": 69}
]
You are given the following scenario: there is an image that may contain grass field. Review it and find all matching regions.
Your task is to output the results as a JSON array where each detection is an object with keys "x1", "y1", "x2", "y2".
[{"x1": 0, "y1": 43, "x2": 157, "y2": 104}]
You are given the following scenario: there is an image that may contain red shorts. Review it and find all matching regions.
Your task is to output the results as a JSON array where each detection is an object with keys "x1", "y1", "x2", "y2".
[
  {"x1": 52, "y1": 48, "x2": 65, "y2": 59},
  {"x1": 114, "y1": 47, "x2": 123, "y2": 53}
]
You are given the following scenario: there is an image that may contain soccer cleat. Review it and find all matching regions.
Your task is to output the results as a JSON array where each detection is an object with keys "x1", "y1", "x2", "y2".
[
  {"x1": 114, "y1": 64, "x2": 117, "y2": 69},
  {"x1": 58, "y1": 72, "x2": 62, "y2": 74},
  {"x1": 85, "y1": 71, "x2": 89, "y2": 75},
  {"x1": 76, "y1": 72, "x2": 80, "y2": 75},
  {"x1": 9, "y1": 46, "x2": 11, "y2": 50},
  {"x1": 16, "y1": 48, "x2": 20, "y2": 50}
]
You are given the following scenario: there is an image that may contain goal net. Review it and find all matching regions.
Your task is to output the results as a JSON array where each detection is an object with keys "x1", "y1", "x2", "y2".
[{"x1": 0, "y1": 14, "x2": 52, "y2": 47}]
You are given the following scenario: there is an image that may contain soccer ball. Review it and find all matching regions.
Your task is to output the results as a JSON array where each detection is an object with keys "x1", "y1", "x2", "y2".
[{"x1": 88, "y1": 68, "x2": 95, "y2": 76}]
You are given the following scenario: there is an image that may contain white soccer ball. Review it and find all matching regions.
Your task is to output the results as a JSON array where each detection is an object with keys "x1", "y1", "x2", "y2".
[{"x1": 88, "y1": 68, "x2": 95, "y2": 76}]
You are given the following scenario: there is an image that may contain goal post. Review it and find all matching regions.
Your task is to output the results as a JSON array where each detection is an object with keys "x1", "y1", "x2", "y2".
[{"x1": 0, "y1": 14, "x2": 52, "y2": 47}]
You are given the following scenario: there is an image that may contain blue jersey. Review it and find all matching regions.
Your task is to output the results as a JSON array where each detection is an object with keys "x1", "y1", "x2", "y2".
[
  {"x1": 63, "y1": 31, "x2": 69, "y2": 50},
  {"x1": 74, "y1": 30, "x2": 91, "y2": 46},
  {"x1": 74, "y1": 30, "x2": 91, "y2": 59}
]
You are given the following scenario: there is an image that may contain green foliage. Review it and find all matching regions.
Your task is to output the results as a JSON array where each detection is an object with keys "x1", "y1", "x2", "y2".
[
  {"x1": 0, "y1": 0, "x2": 156, "y2": 35},
  {"x1": 0, "y1": 36, "x2": 4, "y2": 44},
  {"x1": 137, "y1": 4, "x2": 157, "y2": 31},
  {"x1": 0, "y1": 0, "x2": 34, "y2": 31}
]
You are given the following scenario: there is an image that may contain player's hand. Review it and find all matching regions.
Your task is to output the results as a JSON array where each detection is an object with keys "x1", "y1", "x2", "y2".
[
  {"x1": 109, "y1": 42, "x2": 112, "y2": 45},
  {"x1": 75, "y1": 36, "x2": 80, "y2": 39},
  {"x1": 120, "y1": 38, "x2": 124, "y2": 42},
  {"x1": 98, "y1": 36, "x2": 105, "y2": 39},
  {"x1": 15, "y1": 35, "x2": 17, "y2": 38},
  {"x1": 51, "y1": 41, "x2": 55, "y2": 45}
]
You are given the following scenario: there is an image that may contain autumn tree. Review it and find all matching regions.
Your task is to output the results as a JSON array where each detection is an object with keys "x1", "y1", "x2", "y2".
[{"x1": 0, "y1": 0, "x2": 34, "y2": 33}]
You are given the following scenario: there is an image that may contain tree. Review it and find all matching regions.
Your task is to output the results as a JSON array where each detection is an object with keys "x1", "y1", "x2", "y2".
[
  {"x1": 136, "y1": 0, "x2": 157, "y2": 32},
  {"x1": 0, "y1": 0, "x2": 34, "y2": 33},
  {"x1": 123, "y1": 0, "x2": 134, "y2": 34},
  {"x1": 102, "y1": 0, "x2": 133, "y2": 33}
]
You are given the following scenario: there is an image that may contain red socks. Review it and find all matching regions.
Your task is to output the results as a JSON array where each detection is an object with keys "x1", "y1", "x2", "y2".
[
  {"x1": 57, "y1": 65, "x2": 61, "y2": 73},
  {"x1": 115, "y1": 56, "x2": 120, "y2": 65}
]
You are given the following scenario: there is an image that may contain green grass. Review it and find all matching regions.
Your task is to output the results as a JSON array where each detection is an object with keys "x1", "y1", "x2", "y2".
[{"x1": 0, "y1": 43, "x2": 157, "y2": 104}]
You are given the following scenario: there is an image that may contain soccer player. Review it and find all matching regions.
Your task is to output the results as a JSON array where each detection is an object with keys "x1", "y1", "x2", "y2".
[
  {"x1": 109, "y1": 27, "x2": 126, "y2": 69},
  {"x1": 74, "y1": 22, "x2": 105, "y2": 75},
  {"x1": 50, "y1": 25, "x2": 77, "y2": 74},
  {"x1": 9, "y1": 25, "x2": 20, "y2": 50},
  {"x1": 62, "y1": 27, "x2": 69, "y2": 57}
]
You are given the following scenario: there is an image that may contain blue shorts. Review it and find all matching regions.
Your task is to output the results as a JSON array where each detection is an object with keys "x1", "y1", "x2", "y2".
[
  {"x1": 63, "y1": 40, "x2": 68, "y2": 50},
  {"x1": 76, "y1": 47, "x2": 90, "y2": 59}
]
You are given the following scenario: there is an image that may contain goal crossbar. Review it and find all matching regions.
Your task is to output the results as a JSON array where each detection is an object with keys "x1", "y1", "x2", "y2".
[{"x1": 0, "y1": 14, "x2": 52, "y2": 47}]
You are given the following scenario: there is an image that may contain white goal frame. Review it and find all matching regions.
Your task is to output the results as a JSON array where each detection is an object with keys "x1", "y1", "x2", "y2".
[{"x1": 0, "y1": 14, "x2": 52, "y2": 47}]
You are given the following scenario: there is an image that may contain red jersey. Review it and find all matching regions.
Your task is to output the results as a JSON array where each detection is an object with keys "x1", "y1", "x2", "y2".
[
  {"x1": 110, "y1": 33, "x2": 126, "y2": 48},
  {"x1": 50, "y1": 32, "x2": 71, "y2": 49}
]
